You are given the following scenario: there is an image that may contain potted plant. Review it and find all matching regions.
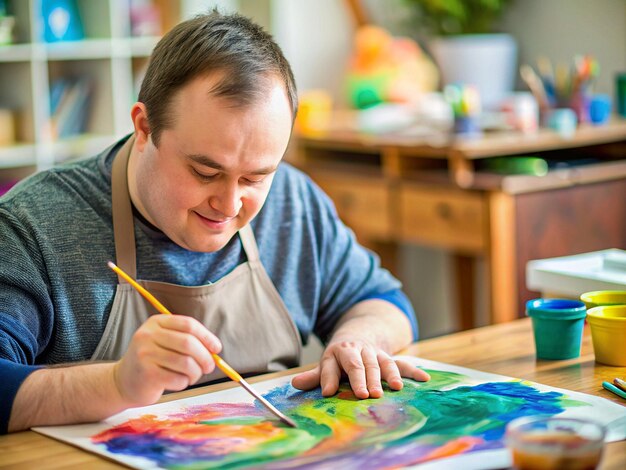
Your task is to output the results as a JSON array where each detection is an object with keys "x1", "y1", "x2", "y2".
[{"x1": 404, "y1": 0, "x2": 517, "y2": 110}]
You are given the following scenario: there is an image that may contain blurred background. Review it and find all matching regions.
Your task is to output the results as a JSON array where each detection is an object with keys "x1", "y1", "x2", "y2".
[{"x1": 1, "y1": 0, "x2": 625, "y2": 346}]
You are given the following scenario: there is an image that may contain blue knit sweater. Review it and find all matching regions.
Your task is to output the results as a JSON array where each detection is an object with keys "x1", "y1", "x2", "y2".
[{"x1": 0, "y1": 137, "x2": 417, "y2": 432}]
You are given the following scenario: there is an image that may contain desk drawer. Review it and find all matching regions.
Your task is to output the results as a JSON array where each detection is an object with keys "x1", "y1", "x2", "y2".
[
  {"x1": 309, "y1": 173, "x2": 391, "y2": 240},
  {"x1": 399, "y1": 186, "x2": 486, "y2": 252}
]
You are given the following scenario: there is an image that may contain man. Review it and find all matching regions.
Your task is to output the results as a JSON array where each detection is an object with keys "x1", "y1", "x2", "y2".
[{"x1": 0, "y1": 11, "x2": 429, "y2": 434}]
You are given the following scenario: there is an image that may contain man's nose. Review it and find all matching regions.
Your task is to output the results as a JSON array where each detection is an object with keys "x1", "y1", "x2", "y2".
[{"x1": 209, "y1": 181, "x2": 242, "y2": 218}]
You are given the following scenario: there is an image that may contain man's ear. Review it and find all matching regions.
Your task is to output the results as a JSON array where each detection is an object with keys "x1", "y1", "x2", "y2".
[{"x1": 130, "y1": 102, "x2": 150, "y2": 152}]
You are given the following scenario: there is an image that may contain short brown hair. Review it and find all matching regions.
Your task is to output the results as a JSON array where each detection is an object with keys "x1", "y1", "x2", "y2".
[{"x1": 138, "y1": 10, "x2": 298, "y2": 146}]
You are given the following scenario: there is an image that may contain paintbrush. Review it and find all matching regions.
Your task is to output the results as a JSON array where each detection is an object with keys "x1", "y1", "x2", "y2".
[
  {"x1": 107, "y1": 261, "x2": 297, "y2": 428},
  {"x1": 520, "y1": 64, "x2": 549, "y2": 110}
]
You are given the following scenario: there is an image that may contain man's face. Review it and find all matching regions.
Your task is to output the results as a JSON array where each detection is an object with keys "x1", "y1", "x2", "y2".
[{"x1": 129, "y1": 74, "x2": 293, "y2": 252}]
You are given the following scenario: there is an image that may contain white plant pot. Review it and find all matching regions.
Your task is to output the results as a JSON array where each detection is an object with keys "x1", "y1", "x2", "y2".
[{"x1": 429, "y1": 34, "x2": 518, "y2": 111}]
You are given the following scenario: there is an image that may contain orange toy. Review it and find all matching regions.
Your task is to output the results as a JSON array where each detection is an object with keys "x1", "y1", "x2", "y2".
[{"x1": 345, "y1": 25, "x2": 438, "y2": 109}]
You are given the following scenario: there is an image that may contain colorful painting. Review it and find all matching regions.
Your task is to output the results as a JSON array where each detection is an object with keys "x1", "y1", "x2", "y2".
[{"x1": 33, "y1": 358, "x2": 626, "y2": 469}]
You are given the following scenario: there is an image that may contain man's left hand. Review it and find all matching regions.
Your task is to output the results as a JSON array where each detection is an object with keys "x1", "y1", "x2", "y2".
[{"x1": 292, "y1": 339, "x2": 430, "y2": 399}]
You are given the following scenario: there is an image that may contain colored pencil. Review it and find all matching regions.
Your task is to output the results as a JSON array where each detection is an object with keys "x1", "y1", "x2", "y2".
[
  {"x1": 107, "y1": 261, "x2": 297, "y2": 428},
  {"x1": 614, "y1": 378, "x2": 626, "y2": 393},
  {"x1": 602, "y1": 381, "x2": 626, "y2": 401}
]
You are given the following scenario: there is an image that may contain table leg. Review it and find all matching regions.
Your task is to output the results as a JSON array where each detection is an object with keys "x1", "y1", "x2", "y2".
[
  {"x1": 487, "y1": 192, "x2": 518, "y2": 323},
  {"x1": 453, "y1": 254, "x2": 476, "y2": 330}
]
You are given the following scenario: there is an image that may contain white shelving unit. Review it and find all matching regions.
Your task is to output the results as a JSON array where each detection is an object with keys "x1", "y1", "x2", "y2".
[{"x1": 0, "y1": 0, "x2": 183, "y2": 178}]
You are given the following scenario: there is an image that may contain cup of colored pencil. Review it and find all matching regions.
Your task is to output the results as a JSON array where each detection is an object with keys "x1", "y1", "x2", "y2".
[
  {"x1": 521, "y1": 55, "x2": 603, "y2": 126},
  {"x1": 444, "y1": 83, "x2": 482, "y2": 136}
]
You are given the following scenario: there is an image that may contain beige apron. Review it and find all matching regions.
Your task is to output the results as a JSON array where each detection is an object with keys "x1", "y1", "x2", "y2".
[{"x1": 91, "y1": 136, "x2": 302, "y2": 383}]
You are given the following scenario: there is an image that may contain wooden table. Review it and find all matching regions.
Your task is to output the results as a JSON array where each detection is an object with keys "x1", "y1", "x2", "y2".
[
  {"x1": 0, "y1": 318, "x2": 624, "y2": 469},
  {"x1": 291, "y1": 117, "x2": 626, "y2": 328}
]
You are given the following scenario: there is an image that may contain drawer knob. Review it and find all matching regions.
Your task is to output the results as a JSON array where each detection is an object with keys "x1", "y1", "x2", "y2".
[{"x1": 435, "y1": 202, "x2": 452, "y2": 219}]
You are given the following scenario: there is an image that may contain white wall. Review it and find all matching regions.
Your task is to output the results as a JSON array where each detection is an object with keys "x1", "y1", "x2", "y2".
[
  {"x1": 271, "y1": 0, "x2": 354, "y2": 104},
  {"x1": 182, "y1": 0, "x2": 239, "y2": 16},
  {"x1": 501, "y1": 0, "x2": 626, "y2": 101}
]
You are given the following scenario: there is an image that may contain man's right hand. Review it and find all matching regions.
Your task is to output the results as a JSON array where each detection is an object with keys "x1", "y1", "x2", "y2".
[
  {"x1": 8, "y1": 314, "x2": 221, "y2": 432},
  {"x1": 114, "y1": 314, "x2": 222, "y2": 407}
]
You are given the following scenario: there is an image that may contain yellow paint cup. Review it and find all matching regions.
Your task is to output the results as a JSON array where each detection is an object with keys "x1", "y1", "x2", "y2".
[
  {"x1": 586, "y1": 305, "x2": 626, "y2": 366},
  {"x1": 580, "y1": 290, "x2": 626, "y2": 309},
  {"x1": 294, "y1": 90, "x2": 332, "y2": 135}
]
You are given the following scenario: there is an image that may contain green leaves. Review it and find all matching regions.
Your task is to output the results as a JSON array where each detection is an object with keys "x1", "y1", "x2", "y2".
[{"x1": 405, "y1": 0, "x2": 513, "y2": 36}]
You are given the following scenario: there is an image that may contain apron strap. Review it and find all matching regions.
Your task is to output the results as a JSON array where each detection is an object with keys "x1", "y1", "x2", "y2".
[
  {"x1": 111, "y1": 135, "x2": 137, "y2": 281},
  {"x1": 238, "y1": 224, "x2": 260, "y2": 262}
]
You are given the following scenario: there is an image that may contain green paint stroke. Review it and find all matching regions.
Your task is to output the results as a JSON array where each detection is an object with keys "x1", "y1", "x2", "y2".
[{"x1": 94, "y1": 368, "x2": 591, "y2": 470}]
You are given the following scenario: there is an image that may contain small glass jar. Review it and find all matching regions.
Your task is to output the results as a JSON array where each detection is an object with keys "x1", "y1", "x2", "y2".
[{"x1": 505, "y1": 416, "x2": 606, "y2": 470}]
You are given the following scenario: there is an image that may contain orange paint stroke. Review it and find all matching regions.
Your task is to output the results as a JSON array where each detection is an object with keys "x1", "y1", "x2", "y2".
[
  {"x1": 304, "y1": 420, "x2": 364, "y2": 455},
  {"x1": 420, "y1": 436, "x2": 483, "y2": 461},
  {"x1": 93, "y1": 414, "x2": 285, "y2": 454}
]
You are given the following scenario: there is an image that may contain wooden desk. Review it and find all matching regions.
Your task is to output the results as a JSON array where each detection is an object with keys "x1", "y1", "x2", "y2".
[
  {"x1": 291, "y1": 118, "x2": 626, "y2": 328},
  {"x1": 1, "y1": 318, "x2": 624, "y2": 469}
]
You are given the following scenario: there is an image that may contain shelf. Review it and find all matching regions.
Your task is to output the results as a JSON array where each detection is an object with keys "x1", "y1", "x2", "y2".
[
  {"x1": 0, "y1": 143, "x2": 37, "y2": 168},
  {"x1": 0, "y1": 1, "x2": 184, "y2": 173},
  {"x1": 45, "y1": 39, "x2": 114, "y2": 60},
  {"x1": 51, "y1": 134, "x2": 119, "y2": 164},
  {"x1": 43, "y1": 37, "x2": 161, "y2": 60},
  {"x1": 0, "y1": 43, "x2": 33, "y2": 62},
  {"x1": 296, "y1": 116, "x2": 626, "y2": 160},
  {"x1": 453, "y1": 120, "x2": 626, "y2": 159},
  {"x1": 497, "y1": 160, "x2": 626, "y2": 194},
  {"x1": 127, "y1": 36, "x2": 161, "y2": 57},
  {"x1": 0, "y1": 134, "x2": 120, "y2": 169}
]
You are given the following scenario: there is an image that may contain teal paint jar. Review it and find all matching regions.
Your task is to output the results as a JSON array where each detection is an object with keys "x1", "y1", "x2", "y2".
[{"x1": 526, "y1": 299, "x2": 587, "y2": 360}]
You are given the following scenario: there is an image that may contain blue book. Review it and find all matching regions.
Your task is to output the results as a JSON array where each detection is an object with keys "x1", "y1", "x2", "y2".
[
  {"x1": 42, "y1": 0, "x2": 84, "y2": 42},
  {"x1": 49, "y1": 78, "x2": 69, "y2": 114}
]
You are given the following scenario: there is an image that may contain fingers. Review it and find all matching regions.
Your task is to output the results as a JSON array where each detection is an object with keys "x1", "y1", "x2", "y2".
[
  {"x1": 379, "y1": 352, "x2": 403, "y2": 390},
  {"x1": 291, "y1": 357, "x2": 342, "y2": 397},
  {"x1": 291, "y1": 366, "x2": 321, "y2": 391},
  {"x1": 150, "y1": 363, "x2": 196, "y2": 392},
  {"x1": 319, "y1": 356, "x2": 341, "y2": 397},
  {"x1": 118, "y1": 314, "x2": 224, "y2": 405},
  {"x1": 150, "y1": 327, "x2": 214, "y2": 376},
  {"x1": 321, "y1": 342, "x2": 385, "y2": 399},
  {"x1": 333, "y1": 343, "x2": 368, "y2": 399},
  {"x1": 155, "y1": 314, "x2": 222, "y2": 353},
  {"x1": 297, "y1": 341, "x2": 432, "y2": 402},
  {"x1": 361, "y1": 347, "x2": 383, "y2": 398},
  {"x1": 137, "y1": 315, "x2": 220, "y2": 377},
  {"x1": 396, "y1": 359, "x2": 431, "y2": 382},
  {"x1": 149, "y1": 345, "x2": 205, "y2": 386}
]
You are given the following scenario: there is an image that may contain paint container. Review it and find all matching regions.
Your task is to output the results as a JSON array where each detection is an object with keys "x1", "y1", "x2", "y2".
[
  {"x1": 586, "y1": 305, "x2": 626, "y2": 366},
  {"x1": 580, "y1": 290, "x2": 626, "y2": 309},
  {"x1": 588, "y1": 94, "x2": 611, "y2": 125},
  {"x1": 501, "y1": 92, "x2": 538, "y2": 134},
  {"x1": 294, "y1": 89, "x2": 332, "y2": 135},
  {"x1": 454, "y1": 115, "x2": 481, "y2": 137},
  {"x1": 526, "y1": 299, "x2": 587, "y2": 360},
  {"x1": 547, "y1": 108, "x2": 577, "y2": 139},
  {"x1": 616, "y1": 72, "x2": 626, "y2": 118},
  {"x1": 505, "y1": 416, "x2": 606, "y2": 470}
]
